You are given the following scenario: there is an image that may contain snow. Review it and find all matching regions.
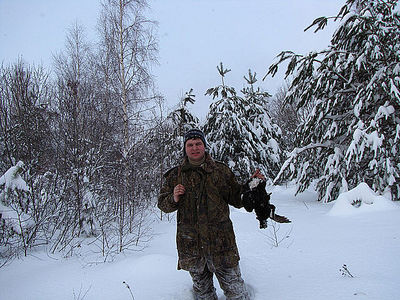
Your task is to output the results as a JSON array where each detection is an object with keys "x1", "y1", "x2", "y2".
[
  {"x1": 0, "y1": 161, "x2": 34, "y2": 234},
  {"x1": 1, "y1": 183, "x2": 399, "y2": 300},
  {"x1": 374, "y1": 103, "x2": 394, "y2": 122},
  {"x1": 395, "y1": 124, "x2": 400, "y2": 143},
  {"x1": 248, "y1": 178, "x2": 262, "y2": 190},
  {"x1": 0, "y1": 202, "x2": 34, "y2": 235},
  {"x1": 328, "y1": 182, "x2": 398, "y2": 216},
  {"x1": 0, "y1": 161, "x2": 30, "y2": 193},
  {"x1": 390, "y1": 78, "x2": 400, "y2": 98}
]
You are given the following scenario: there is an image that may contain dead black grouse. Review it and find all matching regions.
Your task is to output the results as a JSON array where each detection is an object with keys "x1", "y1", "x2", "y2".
[{"x1": 242, "y1": 178, "x2": 291, "y2": 228}]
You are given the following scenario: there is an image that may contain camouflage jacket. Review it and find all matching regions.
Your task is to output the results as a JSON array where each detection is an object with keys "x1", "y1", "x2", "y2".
[{"x1": 158, "y1": 153, "x2": 245, "y2": 271}]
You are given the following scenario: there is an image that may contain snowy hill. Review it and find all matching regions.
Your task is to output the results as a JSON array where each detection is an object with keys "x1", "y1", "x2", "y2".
[{"x1": 1, "y1": 183, "x2": 399, "y2": 300}]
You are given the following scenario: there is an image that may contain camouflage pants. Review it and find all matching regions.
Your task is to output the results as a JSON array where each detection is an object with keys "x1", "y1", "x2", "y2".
[{"x1": 189, "y1": 263, "x2": 250, "y2": 300}]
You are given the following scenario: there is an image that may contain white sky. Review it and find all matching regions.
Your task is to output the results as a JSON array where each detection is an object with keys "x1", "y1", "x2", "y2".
[{"x1": 0, "y1": 0, "x2": 344, "y2": 119}]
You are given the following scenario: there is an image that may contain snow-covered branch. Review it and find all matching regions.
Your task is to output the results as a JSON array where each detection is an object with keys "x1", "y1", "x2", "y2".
[{"x1": 273, "y1": 142, "x2": 332, "y2": 184}]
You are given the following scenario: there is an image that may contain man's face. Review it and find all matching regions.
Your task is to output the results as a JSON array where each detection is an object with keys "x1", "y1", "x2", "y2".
[{"x1": 185, "y1": 138, "x2": 205, "y2": 162}]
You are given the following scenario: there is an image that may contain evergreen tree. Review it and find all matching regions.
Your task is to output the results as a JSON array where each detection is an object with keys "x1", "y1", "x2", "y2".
[
  {"x1": 204, "y1": 64, "x2": 278, "y2": 182},
  {"x1": 163, "y1": 89, "x2": 200, "y2": 169},
  {"x1": 204, "y1": 63, "x2": 244, "y2": 180},
  {"x1": 241, "y1": 70, "x2": 283, "y2": 180},
  {"x1": 267, "y1": 0, "x2": 400, "y2": 201}
]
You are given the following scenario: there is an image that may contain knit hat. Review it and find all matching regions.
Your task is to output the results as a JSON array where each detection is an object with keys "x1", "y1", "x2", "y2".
[{"x1": 184, "y1": 128, "x2": 207, "y2": 147}]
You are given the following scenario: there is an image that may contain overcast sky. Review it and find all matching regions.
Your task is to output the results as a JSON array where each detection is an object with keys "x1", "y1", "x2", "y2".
[{"x1": 0, "y1": 0, "x2": 344, "y2": 119}]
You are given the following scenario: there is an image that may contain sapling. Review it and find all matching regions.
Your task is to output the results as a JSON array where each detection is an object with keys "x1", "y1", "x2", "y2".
[{"x1": 266, "y1": 221, "x2": 293, "y2": 248}]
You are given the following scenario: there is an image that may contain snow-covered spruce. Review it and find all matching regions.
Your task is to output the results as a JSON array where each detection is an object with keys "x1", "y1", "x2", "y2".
[
  {"x1": 203, "y1": 64, "x2": 283, "y2": 182},
  {"x1": 269, "y1": 0, "x2": 400, "y2": 202}
]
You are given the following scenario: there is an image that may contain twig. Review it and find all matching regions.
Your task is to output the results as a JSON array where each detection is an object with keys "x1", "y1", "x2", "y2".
[
  {"x1": 72, "y1": 284, "x2": 91, "y2": 300},
  {"x1": 260, "y1": 221, "x2": 293, "y2": 248},
  {"x1": 303, "y1": 201, "x2": 309, "y2": 209},
  {"x1": 340, "y1": 264, "x2": 354, "y2": 278},
  {"x1": 123, "y1": 281, "x2": 135, "y2": 300}
]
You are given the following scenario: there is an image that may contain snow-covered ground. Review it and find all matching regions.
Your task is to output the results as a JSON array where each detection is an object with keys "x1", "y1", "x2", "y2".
[{"x1": 1, "y1": 183, "x2": 399, "y2": 300}]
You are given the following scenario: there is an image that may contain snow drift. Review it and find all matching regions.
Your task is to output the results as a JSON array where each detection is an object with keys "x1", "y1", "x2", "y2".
[{"x1": 328, "y1": 182, "x2": 398, "y2": 216}]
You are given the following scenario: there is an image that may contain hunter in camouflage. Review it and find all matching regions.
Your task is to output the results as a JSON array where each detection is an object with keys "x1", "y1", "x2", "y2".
[
  {"x1": 158, "y1": 153, "x2": 243, "y2": 271},
  {"x1": 158, "y1": 129, "x2": 263, "y2": 300}
]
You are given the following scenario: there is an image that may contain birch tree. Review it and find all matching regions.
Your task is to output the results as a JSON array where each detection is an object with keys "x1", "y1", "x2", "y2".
[
  {"x1": 97, "y1": 0, "x2": 158, "y2": 251},
  {"x1": 52, "y1": 23, "x2": 102, "y2": 248}
]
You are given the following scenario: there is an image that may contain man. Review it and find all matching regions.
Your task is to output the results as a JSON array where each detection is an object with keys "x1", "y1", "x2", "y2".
[{"x1": 158, "y1": 128, "x2": 264, "y2": 300}]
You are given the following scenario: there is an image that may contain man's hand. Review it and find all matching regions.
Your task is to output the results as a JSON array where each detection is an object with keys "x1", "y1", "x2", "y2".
[
  {"x1": 173, "y1": 184, "x2": 185, "y2": 202},
  {"x1": 251, "y1": 168, "x2": 265, "y2": 181}
]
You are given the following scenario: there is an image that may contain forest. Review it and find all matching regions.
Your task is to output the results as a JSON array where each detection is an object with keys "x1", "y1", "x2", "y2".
[{"x1": 1, "y1": 0, "x2": 399, "y2": 264}]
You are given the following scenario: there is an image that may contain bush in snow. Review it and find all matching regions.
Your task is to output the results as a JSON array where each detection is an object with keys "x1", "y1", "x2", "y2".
[
  {"x1": 268, "y1": 0, "x2": 400, "y2": 202},
  {"x1": 0, "y1": 161, "x2": 34, "y2": 258}
]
